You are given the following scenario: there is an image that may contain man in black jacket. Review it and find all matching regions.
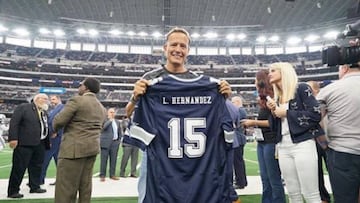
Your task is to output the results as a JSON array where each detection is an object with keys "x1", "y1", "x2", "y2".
[{"x1": 7, "y1": 93, "x2": 50, "y2": 198}]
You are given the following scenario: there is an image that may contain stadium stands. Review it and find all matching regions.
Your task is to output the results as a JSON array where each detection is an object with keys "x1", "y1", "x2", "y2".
[{"x1": 0, "y1": 43, "x2": 337, "y2": 117}]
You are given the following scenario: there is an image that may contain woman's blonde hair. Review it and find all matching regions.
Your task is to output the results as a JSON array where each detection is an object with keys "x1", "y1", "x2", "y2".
[{"x1": 270, "y1": 62, "x2": 298, "y2": 103}]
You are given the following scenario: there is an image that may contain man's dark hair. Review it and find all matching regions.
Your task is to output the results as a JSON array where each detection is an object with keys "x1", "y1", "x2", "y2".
[{"x1": 83, "y1": 77, "x2": 101, "y2": 94}]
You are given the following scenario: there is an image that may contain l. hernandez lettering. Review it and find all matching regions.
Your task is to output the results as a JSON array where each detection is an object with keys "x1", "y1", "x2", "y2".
[{"x1": 162, "y1": 96, "x2": 212, "y2": 105}]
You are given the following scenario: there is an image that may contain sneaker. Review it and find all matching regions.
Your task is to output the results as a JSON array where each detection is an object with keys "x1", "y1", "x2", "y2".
[
  {"x1": 130, "y1": 174, "x2": 137, "y2": 178},
  {"x1": 100, "y1": 177, "x2": 105, "y2": 182}
]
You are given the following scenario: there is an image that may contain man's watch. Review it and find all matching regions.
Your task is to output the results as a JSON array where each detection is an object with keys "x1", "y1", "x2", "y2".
[{"x1": 130, "y1": 94, "x2": 139, "y2": 104}]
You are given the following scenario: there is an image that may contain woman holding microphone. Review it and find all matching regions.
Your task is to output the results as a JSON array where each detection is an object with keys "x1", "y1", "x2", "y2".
[{"x1": 241, "y1": 69, "x2": 286, "y2": 203}]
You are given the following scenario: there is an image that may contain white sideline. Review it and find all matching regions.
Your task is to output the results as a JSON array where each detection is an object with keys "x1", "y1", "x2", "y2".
[{"x1": 0, "y1": 176, "x2": 332, "y2": 200}]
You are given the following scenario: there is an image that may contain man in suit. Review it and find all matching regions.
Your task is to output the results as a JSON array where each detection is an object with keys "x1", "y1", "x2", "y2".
[
  {"x1": 7, "y1": 93, "x2": 50, "y2": 198},
  {"x1": 99, "y1": 108, "x2": 122, "y2": 181},
  {"x1": 119, "y1": 118, "x2": 139, "y2": 178},
  {"x1": 53, "y1": 77, "x2": 106, "y2": 203},
  {"x1": 40, "y1": 95, "x2": 64, "y2": 186},
  {"x1": 231, "y1": 96, "x2": 248, "y2": 189}
]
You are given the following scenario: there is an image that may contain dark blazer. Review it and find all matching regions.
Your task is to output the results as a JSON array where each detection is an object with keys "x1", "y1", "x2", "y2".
[
  {"x1": 100, "y1": 119, "x2": 122, "y2": 149},
  {"x1": 269, "y1": 83, "x2": 324, "y2": 143},
  {"x1": 54, "y1": 93, "x2": 106, "y2": 159},
  {"x1": 48, "y1": 103, "x2": 65, "y2": 136},
  {"x1": 8, "y1": 102, "x2": 50, "y2": 148},
  {"x1": 225, "y1": 100, "x2": 247, "y2": 147}
]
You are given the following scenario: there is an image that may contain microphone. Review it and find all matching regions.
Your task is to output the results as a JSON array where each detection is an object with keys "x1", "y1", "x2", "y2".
[
  {"x1": 338, "y1": 19, "x2": 360, "y2": 39},
  {"x1": 266, "y1": 96, "x2": 278, "y2": 110},
  {"x1": 347, "y1": 20, "x2": 360, "y2": 32},
  {"x1": 266, "y1": 96, "x2": 273, "y2": 102}
]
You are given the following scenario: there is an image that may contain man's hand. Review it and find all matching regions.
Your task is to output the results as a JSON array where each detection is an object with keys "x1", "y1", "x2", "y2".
[
  {"x1": 9, "y1": 140, "x2": 18, "y2": 149},
  {"x1": 133, "y1": 79, "x2": 150, "y2": 101},
  {"x1": 51, "y1": 133, "x2": 57, "y2": 139},
  {"x1": 219, "y1": 80, "x2": 232, "y2": 98},
  {"x1": 126, "y1": 79, "x2": 150, "y2": 118},
  {"x1": 241, "y1": 119, "x2": 255, "y2": 128}
]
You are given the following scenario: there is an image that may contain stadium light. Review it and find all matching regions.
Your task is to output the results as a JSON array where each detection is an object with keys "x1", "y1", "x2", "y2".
[
  {"x1": 109, "y1": 29, "x2": 122, "y2": 36},
  {"x1": 151, "y1": 31, "x2": 162, "y2": 38},
  {"x1": 267, "y1": 6, "x2": 272, "y2": 14},
  {"x1": 287, "y1": 36, "x2": 302, "y2": 45},
  {"x1": 88, "y1": 29, "x2": 98, "y2": 37},
  {"x1": 323, "y1": 31, "x2": 339, "y2": 39},
  {"x1": 0, "y1": 24, "x2": 9, "y2": 32},
  {"x1": 126, "y1": 31, "x2": 136, "y2": 36},
  {"x1": 13, "y1": 28, "x2": 30, "y2": 36},
  {"x1": 76, "y1": 28, "x2": 87, "y2": 35},
  {"x1": 191, "y1": 33, "x2": 200, "y2": 39},
  {"x1": 138, "y1": 31, "x2": 148, "y2": 37},
  {"x1": 317, "y1": 2, "x2": 322, "y2": 9},
  {"x1": 226, "y1": 34, "x2": 235, "y2": 40},
  {"x1": 204, "y1": 32, "x2": 218, "y2": 39},
  {"x1": 304, "y1": 34, "x2": 320, "y2": 42},
  {"x1": 39, "y1": 28, "x2": 51, "y2": 34},
  {"x1": 269, "y1": 35, "x2": 279, "y2": 42},
  {"x1": 256, "y1": 36, "x2": 267, "y2": 43},
  {"x1": 237, "y1": 33, "x2": 247, "y2": 40},
  {"x1": 53, "y1": 29, "x2": 65, "y2": 37}
]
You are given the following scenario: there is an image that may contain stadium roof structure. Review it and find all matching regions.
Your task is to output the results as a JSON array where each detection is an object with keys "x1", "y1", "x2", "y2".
[{"x1": 0, "y1": 0, "x2": 360, "y2": 46}]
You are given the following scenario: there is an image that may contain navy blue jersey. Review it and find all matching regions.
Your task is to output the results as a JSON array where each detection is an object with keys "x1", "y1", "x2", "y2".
[{"x1": 128, "y1": 74, "x2": 235, "y2": 203}]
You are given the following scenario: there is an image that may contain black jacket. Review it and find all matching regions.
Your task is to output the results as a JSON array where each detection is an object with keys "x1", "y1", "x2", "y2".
[
  {"x1": 269, "y1": 83, "x2": 324, "y2": 143},
  {"x1": 9, "y1": 102, "x2": 50, "y2": 149}
]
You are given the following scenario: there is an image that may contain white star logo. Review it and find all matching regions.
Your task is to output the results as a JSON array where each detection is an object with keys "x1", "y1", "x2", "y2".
[
  {"x1": 305, "y1": 87, "x2": 313, "y2": 97},
  {"x1": 298, "y1": 115, "x2": 310, "y2": 126},
  {"x1": 291, "y1": 102, "x2": 298, "y2": 110},
  {"x1": 313, "y1": 105, "x2": 321, "y2": 114}
]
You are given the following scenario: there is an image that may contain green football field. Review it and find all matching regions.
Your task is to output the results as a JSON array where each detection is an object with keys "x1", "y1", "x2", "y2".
[
  {"x1": 0, "y1": 142, "x2": 261, "y2": 179},
  {"x1": 0, "y1": 142, "x2": 262, "y2": 202},
  {"x1": 0, "y1": 196, "x2": 264, "y2": 203},
  {"x1": 3, "y1": 142, "x2": 325, "y2": 202}
]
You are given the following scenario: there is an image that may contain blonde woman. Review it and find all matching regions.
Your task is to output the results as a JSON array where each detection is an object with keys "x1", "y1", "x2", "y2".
[
  {"x1": 241, "y1": 70, "x2": 286, "y2": 203},
  {"x1": 267, "y1": 62, "x2": 323, "y2": 203}
]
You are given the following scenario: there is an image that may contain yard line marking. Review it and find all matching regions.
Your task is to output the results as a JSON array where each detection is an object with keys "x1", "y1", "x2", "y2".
[
  {"x1": 244, "y1": 158, "x2": 258, "y2": 165},
  {"x1": 0, "y1": 150, "x2": 13, "y2": 154},
  {"x1": 0, "y1": 164, "x2": 11, "y2": 169}
]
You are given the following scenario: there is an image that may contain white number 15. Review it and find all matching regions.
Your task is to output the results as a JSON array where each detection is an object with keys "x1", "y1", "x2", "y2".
[{"x1": 168, "y1": 118, "x2": 206, "y2": 158}]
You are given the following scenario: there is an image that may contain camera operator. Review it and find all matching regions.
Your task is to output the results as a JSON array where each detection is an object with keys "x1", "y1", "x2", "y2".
[{"x1": 317, "y1": 51, "x2": 360, "y2": 202}]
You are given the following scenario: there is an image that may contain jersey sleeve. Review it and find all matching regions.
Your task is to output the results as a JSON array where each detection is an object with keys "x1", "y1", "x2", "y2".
[
  {"x1": 221, "y1": 98, "x2": 235, "y2": 144},
  {"x1": 124, "y1": 96, "x2": 157, "y2": 149}
]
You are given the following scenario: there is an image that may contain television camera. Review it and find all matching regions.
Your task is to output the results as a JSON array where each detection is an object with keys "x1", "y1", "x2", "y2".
[{"x1": 322, "y1": 20, "x2": 360, "y2": 67}]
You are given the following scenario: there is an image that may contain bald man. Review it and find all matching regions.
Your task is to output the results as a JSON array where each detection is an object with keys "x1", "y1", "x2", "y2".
[
  {"x1": 99, "y1": 108, "x2": 122, "y2": 181},
  {"x1": 7, "y1": 93, "x2": 50, "y2": 198}
]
